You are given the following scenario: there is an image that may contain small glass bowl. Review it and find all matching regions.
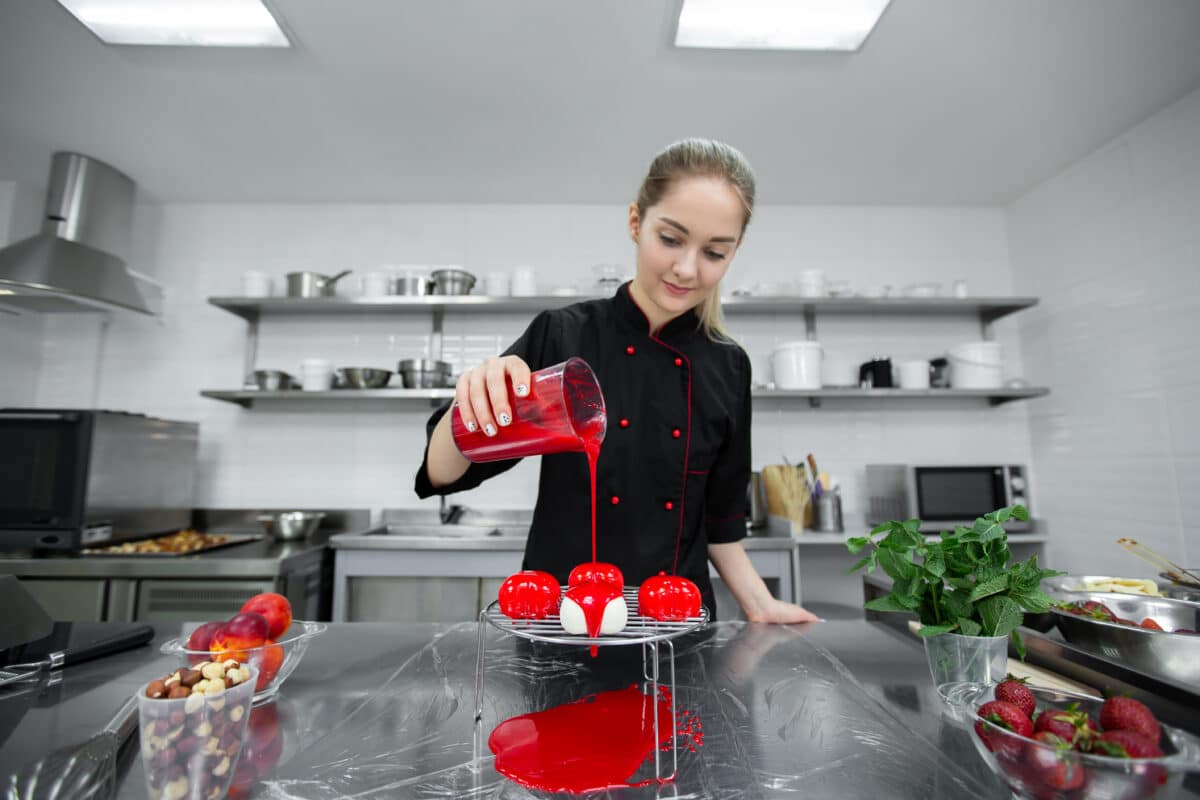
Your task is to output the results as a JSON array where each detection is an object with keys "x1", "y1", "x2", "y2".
[
  {"x1": 940, "y1": 681, "x2": 1200, "y2": 799},
  {"x1": 160, "y1": 621, "x2": 327, "y2": 705}
]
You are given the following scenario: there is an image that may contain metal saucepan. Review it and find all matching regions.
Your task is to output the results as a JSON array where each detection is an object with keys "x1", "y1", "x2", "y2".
[
  {"x1": 257, "y1": 511, "x2": 325, "y2": 541},
  {"x1": 334, "y1": 367, "x2": 393, "y2": 389},
  {"x1": 398, "y1": 358, "x2": 453, "y2": 388},
  {"x1": 247, "y1": 370, "x2": 295, "y2": 391},
  {"x1": 286, "y1": 270, "x2": 352, "y2": 298},
  {"x1": 430, "y1": 269, "x2": 476, "y2": 296}
]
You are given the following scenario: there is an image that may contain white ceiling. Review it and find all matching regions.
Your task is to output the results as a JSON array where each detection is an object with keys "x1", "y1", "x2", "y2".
[{"x1": 1, "y1": 0, "x2": 1199, "y2": 206}]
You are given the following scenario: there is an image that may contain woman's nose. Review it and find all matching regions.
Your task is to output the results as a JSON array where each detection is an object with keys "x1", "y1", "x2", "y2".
[{"x1": 673, "y1": 250, "x2": 699, "y2": 279}]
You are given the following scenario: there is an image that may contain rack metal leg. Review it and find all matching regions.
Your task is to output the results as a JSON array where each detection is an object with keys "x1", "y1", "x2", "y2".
[{"x1": 472, "y1": 609, "x2": 487, "y2": 772}]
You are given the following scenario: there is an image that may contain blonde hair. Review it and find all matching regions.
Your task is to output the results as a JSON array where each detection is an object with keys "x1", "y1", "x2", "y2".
[{"x1": 634, "y1": 138, "x2": 756, "y2": 342}]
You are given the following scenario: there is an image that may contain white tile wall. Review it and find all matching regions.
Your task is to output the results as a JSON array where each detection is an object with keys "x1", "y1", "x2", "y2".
[
  {"x1": 14, "y1": 197, "x2": 1034, "y2": 523},
  {"x1": 1007, "y1": 86, "x2": 1200, "y2": 576}
]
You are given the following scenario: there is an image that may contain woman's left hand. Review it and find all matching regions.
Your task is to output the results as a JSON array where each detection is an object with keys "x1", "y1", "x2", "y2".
[{"x1": 746, "y1": 598, "x2": 822, "y2": 624}]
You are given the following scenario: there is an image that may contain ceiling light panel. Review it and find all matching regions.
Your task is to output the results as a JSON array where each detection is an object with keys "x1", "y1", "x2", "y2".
[
  {"x1": 56, "y1": 0, "x2": 290, "y2": 47},
  {"x1": 675, "y1": 0, "x2": 891, "y2": 52}
]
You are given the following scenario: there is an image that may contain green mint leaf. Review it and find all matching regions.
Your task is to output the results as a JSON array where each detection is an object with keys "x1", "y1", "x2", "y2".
[
  {"x1": 1011, "y1": 629, "x2": 1026, "y2": 660},
  {"x1": 923, "y1": 550, "x2": 946, "y2": 577},
  {"x1": 845, "y1": 554, "x2": 875, "y2": 575},
  {"x1": 878, "y1": 549, "x2": 919, "y2": 582},
  {"x1": 846, "y1": 536, "x2": 871, "y2": 554},
  {"x1": 968, "y1": 574, "x2": 1009, "y2": 602},
  {"x1": 1010, "y1": 589, "x2": 1052, "y2": 613},
  {"x1": 979, "y1": 595, "x2": 1024, "y2": 637},
  {"x1": 916, "y1": 623, "x2": 957, "y2": 637},
  {"x1": 865, "y1": 593, "x2": 910, "y2": 613},
  {"x1": 956, "y1": 618, "x2": 982, "y2": 636}
]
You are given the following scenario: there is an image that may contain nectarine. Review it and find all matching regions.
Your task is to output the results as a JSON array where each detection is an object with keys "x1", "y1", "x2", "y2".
[{"x1": 240, "y1": 592, "x2": 293, "y2": 640}]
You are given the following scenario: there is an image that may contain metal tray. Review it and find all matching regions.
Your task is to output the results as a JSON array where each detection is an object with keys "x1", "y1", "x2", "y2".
[
  {"x1": 83, "y1": 532, "x2": 262, "y2": 557},
  {"x1": 1047, "y1": 590, "x2": 1200, "y2": 688}
]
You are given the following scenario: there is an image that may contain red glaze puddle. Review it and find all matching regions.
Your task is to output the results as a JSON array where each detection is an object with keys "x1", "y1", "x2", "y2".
[{"x1": 489, "y1": 685, "x2": 701, "y2": 793}]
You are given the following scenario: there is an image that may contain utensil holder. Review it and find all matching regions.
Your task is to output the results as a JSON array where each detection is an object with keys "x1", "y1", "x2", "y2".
[{"x1": 814, "y1": 493, "x2": 843, "y2": 532}]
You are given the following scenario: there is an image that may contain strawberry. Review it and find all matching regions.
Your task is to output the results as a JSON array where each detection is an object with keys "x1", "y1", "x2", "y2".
[
  {"x1": 1100, "y1": 696, "x2": 1161, "y2": 745},
  {"x1": 1024, "y1": 731, "x2": 1085, "y2": 791},
  {"x1": 1032, "y1": 703, "x2": 1096, "y2": 748},
  {"x1": 1081, "y1": 600, "x2": 1115, "y2": 620},
  {"x1": 1139, "y1": 617, "x2": 1163, "y2": 631},
  {"x1": 976, "y1": 700, "x2": 1034, "y2": 758},
  {"x1": 1094, "y1": 729, "x2": 1163, "y2": 759},
  {"x1": 994, "y1": 675, "x2": 1036, "y2": 719}
]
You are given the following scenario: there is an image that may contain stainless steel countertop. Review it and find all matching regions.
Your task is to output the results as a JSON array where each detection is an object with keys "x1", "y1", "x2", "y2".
[
  {"x1": 330, "y1": 524, "x2": 802, "y2": 552},
  {"x1": 0, "y1": 613, "x2": 1049, "y2": 798},
  {"x1": 0, "y1": 533, "x2": 330, "y2": 579}
]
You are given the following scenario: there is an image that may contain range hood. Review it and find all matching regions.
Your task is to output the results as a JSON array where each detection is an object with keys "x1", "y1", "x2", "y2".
[{"x1": 0, "y1": 152, "x2": 161, "y2": 316}]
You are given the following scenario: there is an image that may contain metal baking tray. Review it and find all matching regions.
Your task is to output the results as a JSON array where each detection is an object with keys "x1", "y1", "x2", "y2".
[
  {"x1": 83, "y1": 531, "x2": 262, "y2": 557},
  {"x1": 1047, "y1": 590, "x2": 1200, "y2": 688}
]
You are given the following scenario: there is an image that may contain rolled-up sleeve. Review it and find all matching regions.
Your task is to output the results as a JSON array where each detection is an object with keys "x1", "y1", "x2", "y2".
[
  {"x1": 414, "y1": 310, "x2": 560, "y2": 498},
  {"x1": 703, "y1": 351, "x2": 751, "y2": 544}
]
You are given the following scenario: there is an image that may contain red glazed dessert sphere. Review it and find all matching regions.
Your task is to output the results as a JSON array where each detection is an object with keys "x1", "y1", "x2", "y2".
[
  {"x1": 498, "y1": 570, "x2": 561, "y2": 619},
  {"x1": 568, "y1": 561, "x2": 624, "y2": 590},
  {"x1": 638, "y1": 572, "x2": 701, "y2": 621}
]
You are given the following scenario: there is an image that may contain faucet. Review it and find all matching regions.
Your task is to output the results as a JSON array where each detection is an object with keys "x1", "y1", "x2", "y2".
[{"x1": 439, "y1": 495, "x2": 466, "y2": 525}]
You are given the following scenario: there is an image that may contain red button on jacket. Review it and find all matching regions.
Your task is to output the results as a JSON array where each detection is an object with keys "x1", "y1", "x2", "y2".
[
  {"x1": 674, "y1": 357, "x2": 683, "y2": 367},
  {"x1": 671, "y1": 428, "x2": 681, "y2": 438},
  {"x1": 619, "y1": 418, "x2": 630, "y2": 428},
  {"x1": 610, "y1": 496, "x2": 620, "y2": 505},
  {"x1": 626, "y1": 345, "x2": 636, "y2": 356},
  {"x1": 664, "y1": 501, "x2": 674, "y2": 511}
]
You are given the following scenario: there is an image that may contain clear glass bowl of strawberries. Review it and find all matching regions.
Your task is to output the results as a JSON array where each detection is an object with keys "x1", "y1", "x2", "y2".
[
  {"x1": 159, "y1": 592, "x2": 327, "y2": 704},
  {"x1": 941, "y1": 679, "x2": 1200, "y2": 799}
]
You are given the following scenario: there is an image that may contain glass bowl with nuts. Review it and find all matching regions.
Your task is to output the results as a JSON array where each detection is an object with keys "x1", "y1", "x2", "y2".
[
  {"x1": 160, "y1": 620, "x2": 327, "y2": 705},
  {"x1": 138, "y1": 659, "x2": 258, "y2": 800}
]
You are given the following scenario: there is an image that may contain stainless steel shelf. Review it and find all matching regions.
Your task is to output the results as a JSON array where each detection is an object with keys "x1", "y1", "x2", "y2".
[
  {"x1": 201, "y1": 386, "x2": 1049, "y2": 408},
  {"x1": 752, "y1": 386, "x2": 1050, "y2": 406},
  {"x1": 208, "y1": 294, "x2": 1039, "y2": 323},
  {"x1": 201, "y1": 388, "x2": 455, "y2": 408}
]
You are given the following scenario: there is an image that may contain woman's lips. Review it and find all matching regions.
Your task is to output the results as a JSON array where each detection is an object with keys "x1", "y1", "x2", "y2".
[{"x1": 663, "y1": 281, "x2": 693, "y2": 297}]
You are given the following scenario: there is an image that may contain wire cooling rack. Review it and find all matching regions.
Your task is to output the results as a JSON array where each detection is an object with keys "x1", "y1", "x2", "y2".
[
  {"x1": 474, "y1": 584, "x2": 710, "y2": 784},
  {"x1": 480, "y1": 585, "x2": 709, "y2": 646}
]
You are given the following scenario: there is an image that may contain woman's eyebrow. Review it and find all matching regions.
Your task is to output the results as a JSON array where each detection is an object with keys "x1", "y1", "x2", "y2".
[{"x1": 660, "y1": 216, "x2": 737, "y2": 243}]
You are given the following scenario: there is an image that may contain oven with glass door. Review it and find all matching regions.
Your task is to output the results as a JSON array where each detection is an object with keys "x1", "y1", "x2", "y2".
[{"x1": 0, "y1": 409, "x2": 198, "y2": 552}]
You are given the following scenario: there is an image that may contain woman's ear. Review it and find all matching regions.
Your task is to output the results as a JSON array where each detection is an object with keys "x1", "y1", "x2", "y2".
[{"x1": 627, "y1": 202, "x2": 640, "y2": 243}]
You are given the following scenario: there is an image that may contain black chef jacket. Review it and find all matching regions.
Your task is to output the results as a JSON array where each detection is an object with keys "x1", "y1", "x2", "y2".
[{"x1": 415, "y1": 281, "x2": 750, "y2": 618}]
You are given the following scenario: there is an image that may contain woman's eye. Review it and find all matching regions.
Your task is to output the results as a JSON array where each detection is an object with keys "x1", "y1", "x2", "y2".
[
  {"x1": 659, "y1": 234, "x2": 680, "y2": 247},
  {"x1": 705, "y1": 250, "x2": 727, "y2": 261}
]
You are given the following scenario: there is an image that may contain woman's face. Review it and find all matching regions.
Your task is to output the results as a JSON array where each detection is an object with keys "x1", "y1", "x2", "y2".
[{"x1": 628, "y1": 175, "x2": 744, "y2": 326}]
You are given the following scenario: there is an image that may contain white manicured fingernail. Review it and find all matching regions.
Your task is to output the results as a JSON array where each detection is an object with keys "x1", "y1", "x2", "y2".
[
  {"x1": 498, "y1": 412, "x2": 511, "y2": 426},
  {"x1": 466, "y1": 421, "x2": 477, "y2": 432},
  {"x1": 484, "y1": 423, "x2": 496, "y2": 437},
  {"x1": 515, "y1": 383, "x2": 529, "y2": 397}
]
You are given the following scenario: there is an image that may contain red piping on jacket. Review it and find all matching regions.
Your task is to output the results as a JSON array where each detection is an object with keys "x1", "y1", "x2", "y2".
[{"x1": 625, "y1": 287, "x2": 693, "y2": 575}]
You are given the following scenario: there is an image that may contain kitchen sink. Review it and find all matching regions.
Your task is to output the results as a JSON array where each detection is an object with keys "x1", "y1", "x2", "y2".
[{"x1": 380, "y1": 523, "x2": 528, "y2": 539}]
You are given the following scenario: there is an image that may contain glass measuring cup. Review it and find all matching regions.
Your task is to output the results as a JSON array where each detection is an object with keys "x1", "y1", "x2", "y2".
[{"x1": 451, "y1": 357, "x2": 606, "y2": 462}]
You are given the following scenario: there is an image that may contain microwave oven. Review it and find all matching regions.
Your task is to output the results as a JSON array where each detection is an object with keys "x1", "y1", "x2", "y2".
[
  {"x1": 0, "y1": 409, "x2": 199, "y2": 552},
  {"x1": 865, "y1": 464, "x2": 1031, "y2": 532}
]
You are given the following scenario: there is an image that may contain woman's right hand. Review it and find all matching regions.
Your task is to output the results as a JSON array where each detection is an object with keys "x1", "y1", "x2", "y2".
[{"x1": 454, "y1": 355, "x2": 532, "y2": 437}]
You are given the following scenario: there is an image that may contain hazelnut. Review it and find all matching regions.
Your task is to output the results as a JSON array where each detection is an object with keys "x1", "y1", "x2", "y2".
[
  {"x1": 145, "y1": 679, "x2": 168, "y2": 699},
  {"x1": 207, "y1": 695, "x2": 225, "y2": 712},
  {"x1": 200, "y1": 662, "x2": 225, "y2": 681},
  {"x1": 184, "y1": 692, "x2": 205, "y2": 714},
  {"x1": 165, "y1": 776, "x2": 189, "y2": 800},
  {"x1": 179, "y1": 668, "x2": 203, "y2": 688},
  {"x1": 202, "y1": 681, "x2": 225, "y2": 697},
  {"x1": 224, "y1": 675, "x2": 235, "y2": 689},
  {"x1": 230, "y1": 705, "x2": 245, "y2": 723},
  {"x1": 167, "y1": 684, "x2": 190, "y2": 700},
  {"x1": 221, "y1": 658, "x2": 240, "y2": 671},
  {"x1": 193, "y1": 719, "x2": 213, "y2": 737},
  {"x1": 164, "y1": 671, "x2": 181, "y2": 687},
  {"x1": 166, "y1": 724, "x2": 185, "y2": 742},
  {"x1": 237, "y1": 666, "x2": 252, "y2": 684},
  {"x1": 212, "y1": 755, "x2": 231, "y2": 777},
  {"x1": 176, "y1": 735, "x2": 201, "y2": 755}
]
